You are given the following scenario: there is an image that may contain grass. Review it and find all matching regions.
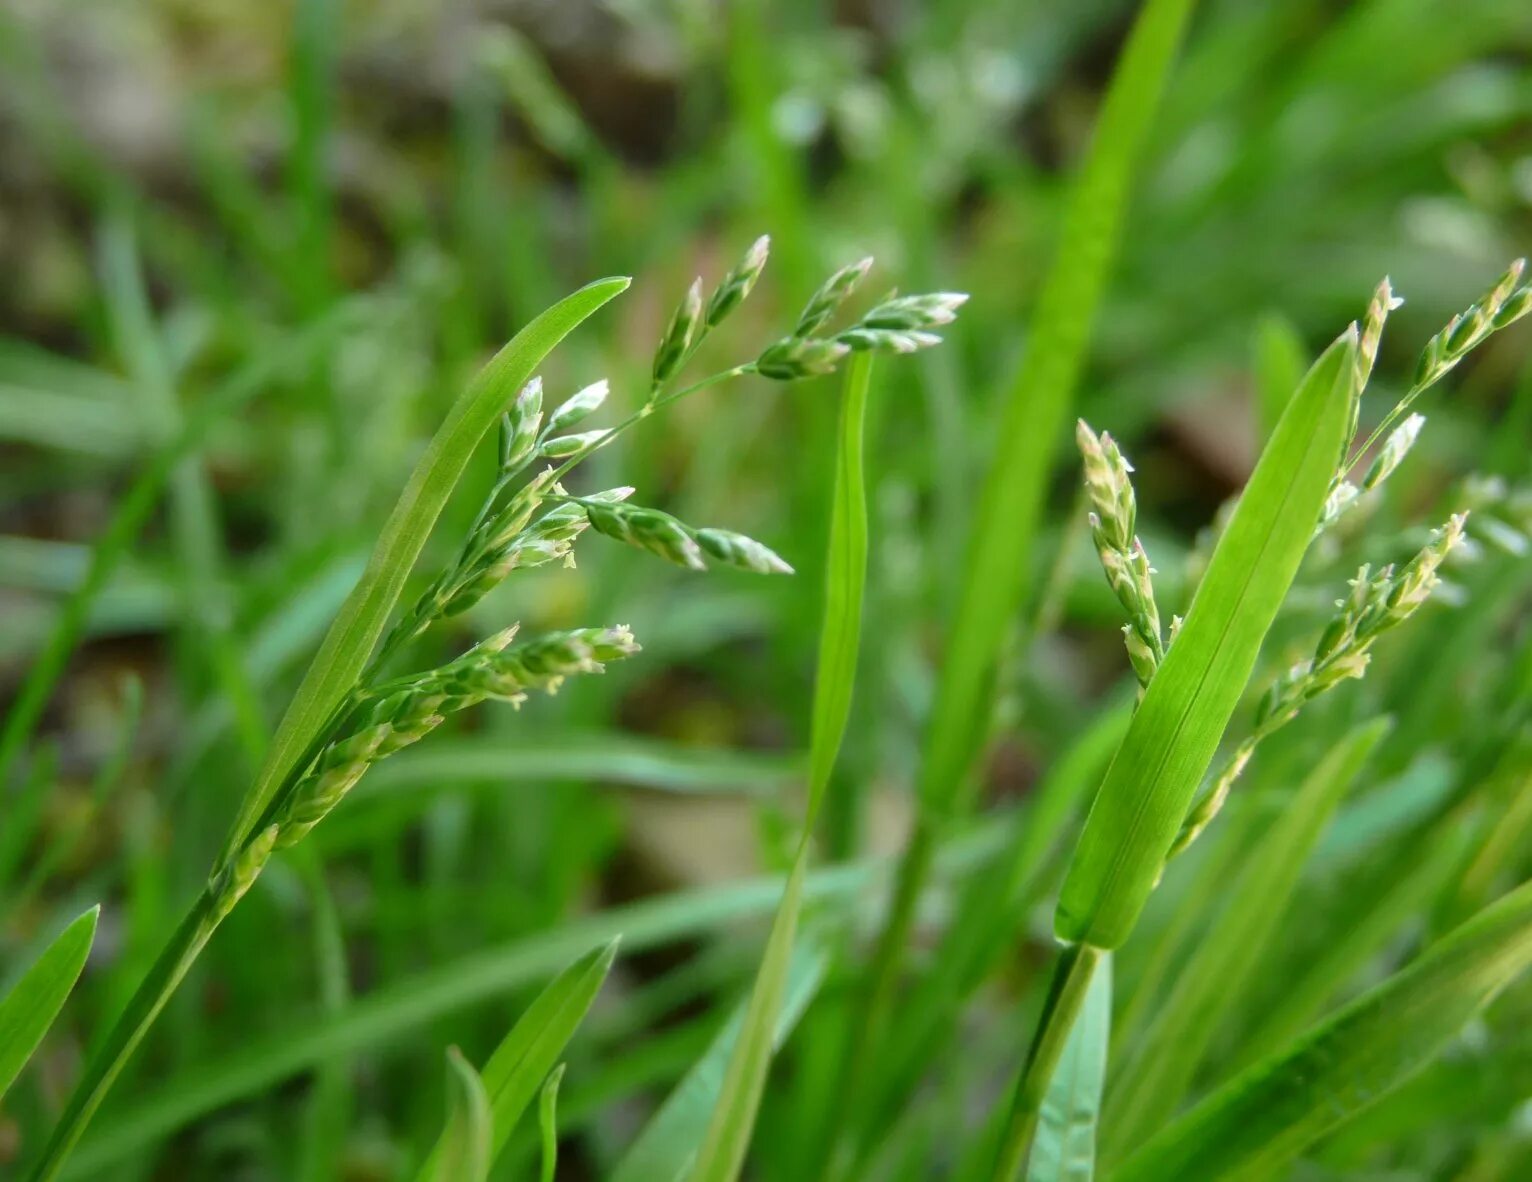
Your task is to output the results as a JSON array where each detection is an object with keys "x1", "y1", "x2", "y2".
[{"x1": 2, "y1": 1, "x2": 1532, "y2": 1180}]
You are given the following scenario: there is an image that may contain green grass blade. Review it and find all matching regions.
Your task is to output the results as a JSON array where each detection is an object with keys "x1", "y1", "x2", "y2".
[
  {"x1": 1027, "y1": 952, "x2": 1112, "y2": 1182},
  {"x1": 417, "y1": 939, "x2": 618, "y2": 1178},
  {"x1": 433, "y1": 1048, "x2": 492, "y2": 1182},
  {"x1": 1104, "y1": 718, "x2": 1391, "y2": 1155},
  {"x1": 538, "y1": 1064, "x2": 564, "y2": 1182},
  {"x1": 225, "y1": 275, "x2": 629, "y2": 858},
  {"x1": 1055, "y1": 328, "x2": 1359, "y2": 949},
  {"x1": 611, "y1": 942, "x2": 828, "y2": 1182},
  {"x1": 0, "y1": 906, "x2": 98, "y2": 1101},
  {"x1": 919, "y1": 0, "x2": 1198, "y2": 819},
  {"x1": 62, "y1": 823, "x2": 1009, "y2": 1177},
  {"x1": 1113, "y1": 878, "x2": 1532, "y2": 1181},
  {"x1": 689, "y1": 353, "x2": 873, "y2": 1182}
]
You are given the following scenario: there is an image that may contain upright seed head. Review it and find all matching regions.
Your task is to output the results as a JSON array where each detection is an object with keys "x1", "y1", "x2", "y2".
[
  {"x1": 1077, "y1": 421, "x2": 1137, "y2": 552},
  {"x1": 706, "y1": 235, "x2": 771, "y2": 328},
  {"x1": 501, "y1": 377, "x2": 545, "y2": 473},
  {"x1": 1357, "y1": 277, "x2": 1403, "y2": 390},
  {"x1": 794, "y1": 257, "x2": 874, "y2": 338},
  {"x1": 653, "y1": 278, "x2": 704, "y2": 387}
]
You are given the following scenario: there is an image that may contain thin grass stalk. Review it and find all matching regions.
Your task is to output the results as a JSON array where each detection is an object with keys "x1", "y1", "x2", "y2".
[{"x1": 841, "y1": 1, "x2": 1196, "y2": 1149}]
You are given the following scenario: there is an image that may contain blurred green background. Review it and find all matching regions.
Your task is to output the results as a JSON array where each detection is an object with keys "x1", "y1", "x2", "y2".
[{"x1": 1, "y1": 0, "x2": 1530, "y2": 1178}]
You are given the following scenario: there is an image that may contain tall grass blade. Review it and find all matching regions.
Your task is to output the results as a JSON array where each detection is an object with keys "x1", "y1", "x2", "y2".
[
  {"x1": 432, "y1": 1048, "x2": 492, "y2": 1182},
  {"x1": 612, "y1": 943, "x2": 828, "y2": 1182},
  {"x1": 0, "y1": 907, "x2": 98, "y2": 1101},
  {"x1": 416, "y1": 939, "x2": 618, "y2": 1178},
  {"x1": 28, "y1": 279, "x2": 628, "y2": 1182},
  {"x1": 226, "y1": 275, "x2": 629, "y2": 858},
  {"x1": 1027, "y1": 953, "x2": 1111, "y2": 1182},
  {"x1": 689, "y1": 353, "x2": 873, "y2": 1181},
  {"x1": 1104, "y1": 718, "x2": 1391, "y2": 1154},
  {"x1": 1056, "y1": 329, "x2": 1358, "y2": 949},
  {"x1": 1113, "y1": 878, "x2": 1532, "y2": 1181}
]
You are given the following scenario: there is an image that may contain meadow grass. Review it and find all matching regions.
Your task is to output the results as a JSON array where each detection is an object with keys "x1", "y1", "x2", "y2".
[{"x1": 2, "y1": 1, "x2": 1531, "y2": 1180}]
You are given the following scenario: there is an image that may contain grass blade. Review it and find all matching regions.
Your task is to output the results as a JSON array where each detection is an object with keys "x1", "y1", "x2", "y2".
[
  {"x1": 28, "y1": 279, "x2": 628, "y2": 1182},
  {"x1": 1113, "y1": 878, "x2": 1532, "y2": 1181},
  {"x1": 0, "y1": 906, "x2": 98, "y2": 1101},
  {"x1": 538, "y1": 1064, "x2": 564, "y2": 1182},
  {"x1": 1055, "y1": 328, "x2": 1359, "y2": 949},
  {"x1": 417, "y1": 938, "x2": 618, "y2": 1177},
  {"x1": 225, "y1": 274, "x2": 629, "y2": 858},
  {"x1": 689, "y1": 353, "x2": 873, "y2": 1181},
  {"x1": 433, "y1": 1048, "x2": 492, "y2": 1182},
  {"x1": 1104, "y1": 717, "x2": 1391, "y2": 1155},
  {"x1": 612, "y1": 943, "x2": 828, "y2": 1182},
  {"x1": 1027, "y1": 952, "x2": 1112, "y2": 1182}
]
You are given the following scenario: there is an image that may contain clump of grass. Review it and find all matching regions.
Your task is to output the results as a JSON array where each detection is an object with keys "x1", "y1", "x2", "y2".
[
  {"x1": 994, "y1": 259, "x2": 1531, "y2": 1177},
  {"x1": 22, "y1": 238, "x2": 965, "y2": 1182}
]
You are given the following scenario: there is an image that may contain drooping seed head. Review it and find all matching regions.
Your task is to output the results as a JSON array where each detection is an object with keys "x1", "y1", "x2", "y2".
[
  {"x1": 706, "y1": 234, "x2": 770, "y2": 328},
  {"x1": 694, "y1": 527, "x2": 794, "y2": 574},
  {"x1": 653, "y1": 278, "x2": 704, "y2": 386},
  {"x1": 756, "y1": 336, "x2": 852, "y2": 380},
  {"x1": 794, "y1": 257, "x2": 874, "y2": 338},
  {"x1": 545, "y1": 380, "x2": 609, "y2": 434},
  {"x1": 584, "y1": 501, "x2": 705, "y2": 570}
]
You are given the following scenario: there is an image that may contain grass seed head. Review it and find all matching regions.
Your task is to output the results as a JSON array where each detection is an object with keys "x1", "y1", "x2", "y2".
[
  {"x1": 501, "y1": 377, "x2": 545, "y2": 473},
  {"x1": 584, "y1": 501, "x2": 706, "y2": 569},
  {"x1": 545, "y1": 380, "x2": 609, "y2": 434},
  {"x1": 1361, "y1": 413, "x2": 1424, "y2": 492},
  {"x1": 539, "y1": 429, "x2": 609, "y2": 459},
  {"x1": 794, "y1": 257, "x2": 874, "y2": 338},
  {"x1": 653, "y1": 278, "x2": 704, "y2": 386},
  {"x1": 706, "y1": 234, "x2": 771, "y2": 328},
  {"x1": 756, "y1": 336, "x2": 852, "y2": 380},
  {"x1": 695, "y1": 527, "x2": 794, "y2": 574}
]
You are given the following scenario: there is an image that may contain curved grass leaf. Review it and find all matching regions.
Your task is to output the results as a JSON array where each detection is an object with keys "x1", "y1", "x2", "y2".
[
  {"x1": 689, "y1": 353, "x2": 873, "y2": 1182},
  {"x1": 612, "y1": 942, "x2": 828, "y2": 1182},
  {"x1": 225, "y1": 274, "x2": 630, "y2": 858},
  {"x1": 1027, "y1": 952, "x2": 1111, "y2": 1182},
  {"x1": 1113, "y1": 878, "x2": 1532, "y2": 1181},
  {"x1": 0, "y1": 906, "x2": 98, "y2": 1101},
  {"x1": 28, "y1": 279, "x2": 628, "y2": 1182},
  {"x1": 1104, "y1": 718, "x2": 1391, "y2": 1154},
  {"x1": 538, "y1": 1063, "x2": 564, "y2": 1182},
  {"x1": 919, "y1": 0, "x2": 1199, "y2": 817},
  {"x1": 432, "y1": 1048, "x2": 492, "y2": 1182},
  {"x1": 1055, "y1": 329, "x2": 1359, "y2": 949},
  {"x1": 417, "y1": 939, "x2": 618, "y2": 1178}
]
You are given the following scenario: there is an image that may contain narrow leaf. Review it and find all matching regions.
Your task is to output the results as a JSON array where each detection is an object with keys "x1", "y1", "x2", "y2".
[
  {"x1": 1114, "y1": 878, "x2": 1532, "y2": 1181},
  {"x1": 1027, "y1": 953, "x2": 1112, "y2": 1182},
  {"x1": 1105, "y1": 718, "x2": 1391, "y2": 1153},
  {"x1": 538, "y1": 1064, "x2": 564, "y2": 1182},
  {"x1": 416, "y1": 938, "x2": 617, "y2": 1178},
  {"x1": 612, "y1": 944, "x2": 828, "y2": 1182},
  {"x1": 432, "y1": 1048, "x2": 491, "y2": 1182},
  {"x1": 0, "y1": 907, "x2": 98, "y2": 1100},
  {"x1": 1056, "y1": 329, "x2": 1358, "y2": 949},
  {"x1": 689, "y1": 353, "x2": 873, "y2": 1182},
  {"x1": 226, "y1": 275, "x2": 629, "y2": 857}
]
